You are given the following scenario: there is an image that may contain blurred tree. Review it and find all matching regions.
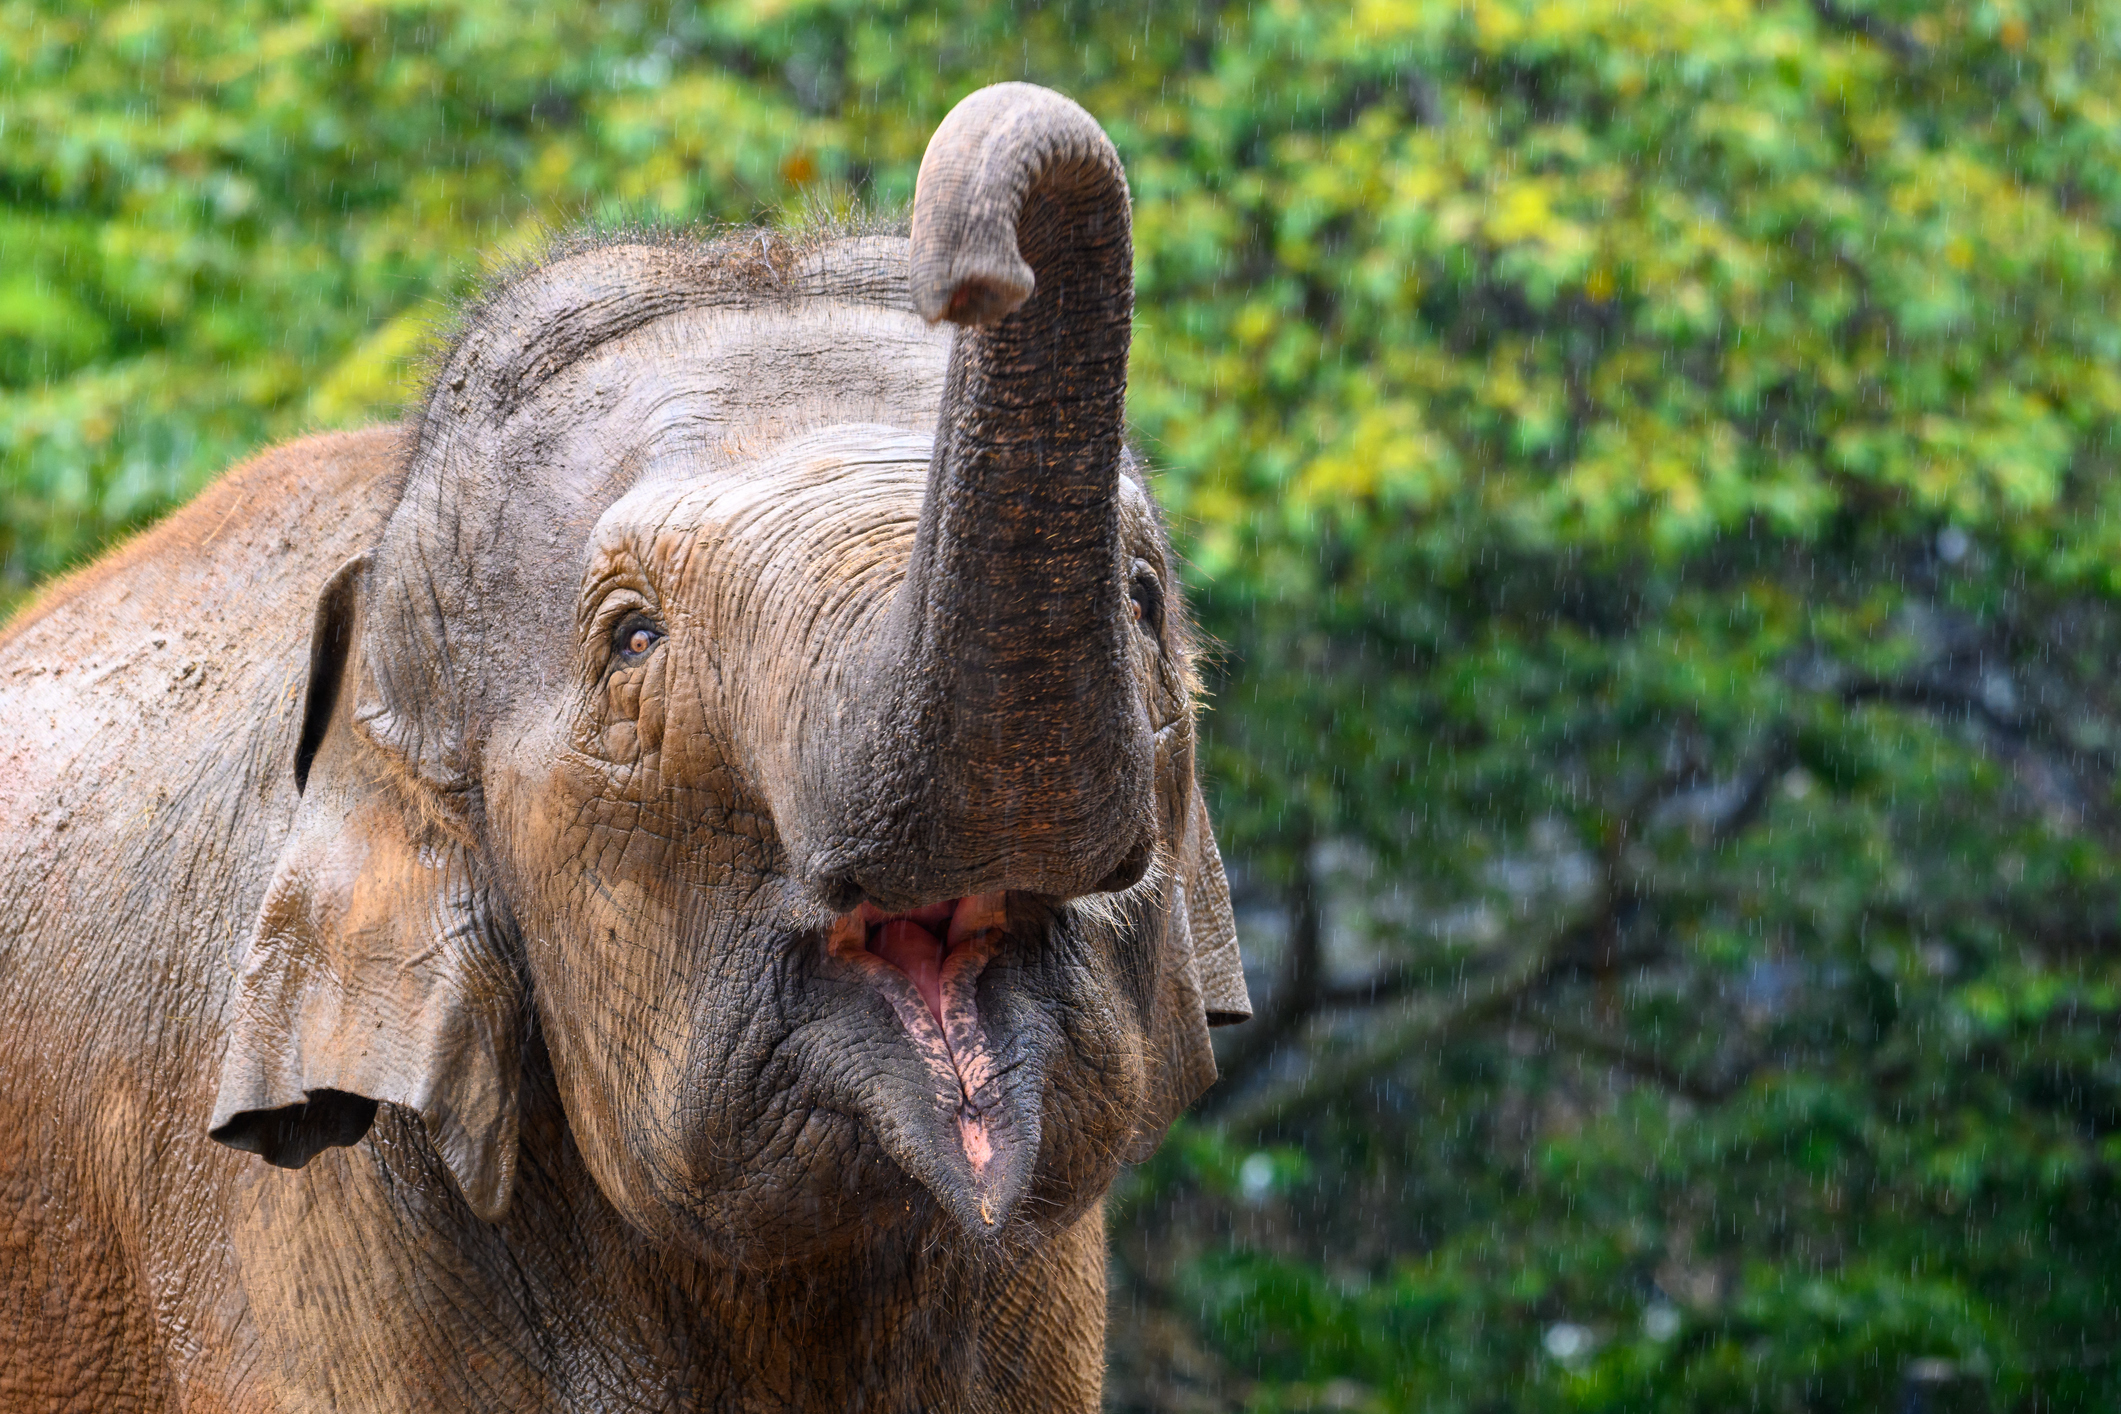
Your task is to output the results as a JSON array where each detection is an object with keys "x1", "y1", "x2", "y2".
[{"x1": 3, "y1": 1, "x2": 2117, "y2": 1410}]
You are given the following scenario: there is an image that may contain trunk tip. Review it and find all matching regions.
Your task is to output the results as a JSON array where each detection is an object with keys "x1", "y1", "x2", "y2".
[
  {"x1": 920, "y1": 267, "x2": 1033, "y2": 327},
  {"x1": 910, "y1": 82, "x2": 1123, "y2": 328}
]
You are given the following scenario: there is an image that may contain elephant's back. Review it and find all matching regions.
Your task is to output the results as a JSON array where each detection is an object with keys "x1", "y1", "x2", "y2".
[
  {"x1": 0, "y1": 425, "x2": 404, "y2": 902},
  {"x1": 0, "y1": 422, "x2": 407, "y2": 1021},
  {"x1": 0, "y1": 427, "x2": 407, "y2": 1405},
  {"x1": 0, "y1": 423, "x2": 407, "y2": 661}
]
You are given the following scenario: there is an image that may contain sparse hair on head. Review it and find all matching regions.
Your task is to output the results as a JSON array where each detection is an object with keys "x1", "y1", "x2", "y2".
[{"x1": 405, "y1": 202, "x2": 911, "y2": 453}]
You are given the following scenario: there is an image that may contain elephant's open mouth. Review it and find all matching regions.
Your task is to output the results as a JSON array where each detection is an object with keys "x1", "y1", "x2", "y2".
[{"x1": 828, "y1": 893, "x2": 1013, "y2": 1178}]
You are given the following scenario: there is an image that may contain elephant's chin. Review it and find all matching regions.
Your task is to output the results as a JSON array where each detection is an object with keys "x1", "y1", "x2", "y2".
[{"x1": 828, "y1": 893, "x2": 1050, "y2": 1240}]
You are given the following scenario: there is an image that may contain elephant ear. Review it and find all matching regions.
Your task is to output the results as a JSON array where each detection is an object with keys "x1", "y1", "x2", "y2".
[
  {"x1": 1187, "y1": 789, "x2": 1253, "y2": 1029},
  {"x1": 209, "y1": 553, "x2": 526, "y2": 1223},
  {"x1": 1126, "y1": 786, "x2": 1252, "y2": 1162}
]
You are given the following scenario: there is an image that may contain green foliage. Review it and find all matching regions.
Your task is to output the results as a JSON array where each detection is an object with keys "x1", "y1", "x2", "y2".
[{"x1": 5, "y1": 1, "x2": 2119, "y2": 1410}]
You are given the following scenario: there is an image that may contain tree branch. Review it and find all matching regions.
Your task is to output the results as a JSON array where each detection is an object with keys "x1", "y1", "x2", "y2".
[
  {"x1": 1320, "y1": 966, "x2": 1425, "y2": 1009},
  {"x1": 1834, "y1": 665, "x2": 2112, "y2": 831},
  {"x1": 1210, "y1": 935, "x2": 1563, "y2": 1136},
  {"x1": 1536, "y1": 1016, "x2": 1755, "y2": 1104},
  {"x1": 1808, "y1": 0, "x2": 1926, "y2": 62},
  {"x1": 1206, "y1": 739, "x2": 1805, "y2": 1129},
  {"x1": 1649, "y1": 732, "x2": 1795, "y2": 849}
]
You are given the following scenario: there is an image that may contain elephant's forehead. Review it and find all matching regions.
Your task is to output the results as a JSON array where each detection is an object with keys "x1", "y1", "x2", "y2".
[
  {"x1": 533, "y1": 300, "x2": 951, "y2": 476},
  {"x1": 594, "y1": 424, "x2": 935, "y2": 562}
]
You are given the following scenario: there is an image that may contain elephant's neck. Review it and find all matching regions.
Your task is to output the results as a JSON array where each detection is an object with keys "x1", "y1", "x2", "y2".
[
  {"x1": 489, "y1": 1089, "x2": 1102, "y2": 1411},
  {"x1": 664, "y1": 1252, "x2": 989, "y2": 1409}
]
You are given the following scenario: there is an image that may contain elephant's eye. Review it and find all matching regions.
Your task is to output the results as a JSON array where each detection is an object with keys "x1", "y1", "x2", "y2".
[
  {"x1": 1128, "y1": 566, "x2": 1164, "y2": 639},
  {"x1": 613, "y1": 616, "x2": 664, "y2": 664}
]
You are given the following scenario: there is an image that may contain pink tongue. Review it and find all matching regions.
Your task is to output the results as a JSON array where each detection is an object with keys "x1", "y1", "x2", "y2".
[{"x1": 870, "y1": 920, "x2": 945, "y2": 1023}]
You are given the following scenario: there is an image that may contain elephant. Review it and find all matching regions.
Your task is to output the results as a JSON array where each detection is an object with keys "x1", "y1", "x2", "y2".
[{"x1": 0, "y1": 83, "x2": 1249, "y2": 1411}]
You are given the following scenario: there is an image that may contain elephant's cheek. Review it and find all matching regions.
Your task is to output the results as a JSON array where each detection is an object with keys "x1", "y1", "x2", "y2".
[{"x1": 478, "y1": 740, "x2": 672, "y2": 1226}]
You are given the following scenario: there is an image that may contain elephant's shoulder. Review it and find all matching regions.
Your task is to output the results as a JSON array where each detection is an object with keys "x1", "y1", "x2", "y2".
[
  {"x1": 1, "y1": 424, "x2": 408, "y2": 657},
  {"x1": 0, "y1": 424, "x2": 408, "y2": 893}
]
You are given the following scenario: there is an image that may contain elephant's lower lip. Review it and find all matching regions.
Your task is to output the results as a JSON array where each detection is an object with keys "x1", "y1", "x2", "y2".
[{"x1": 827, "y1": 893, "x2": 1012, "y2": 1177}]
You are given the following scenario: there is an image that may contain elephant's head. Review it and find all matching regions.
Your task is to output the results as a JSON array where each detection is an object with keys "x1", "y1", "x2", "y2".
[{"x1": 208, "y1": 84, "x2": 1248, "y2": 1262}]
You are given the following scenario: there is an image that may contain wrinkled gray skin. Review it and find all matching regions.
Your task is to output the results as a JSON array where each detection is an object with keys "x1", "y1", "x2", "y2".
[{"x1": 0, "y1": 85, "x2": 1247, "y2": 1410}]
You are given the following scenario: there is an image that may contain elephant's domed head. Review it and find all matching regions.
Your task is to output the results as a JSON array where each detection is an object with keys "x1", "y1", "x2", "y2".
[{"x1": 207, "y1": 84, "x2": 1250, "y2": 1268}]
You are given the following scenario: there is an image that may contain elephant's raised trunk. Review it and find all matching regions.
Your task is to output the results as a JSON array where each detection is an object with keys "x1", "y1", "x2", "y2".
[{"x1": 816, "y1": 83, "x2": 1150, "y2": 911}]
